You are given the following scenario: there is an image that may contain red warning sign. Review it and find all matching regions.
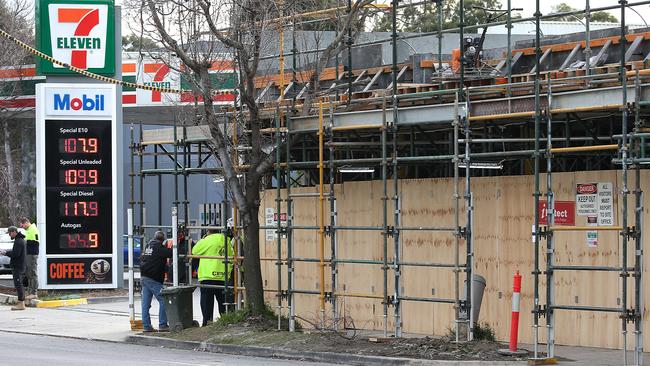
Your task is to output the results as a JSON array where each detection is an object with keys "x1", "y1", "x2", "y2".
[{"x1": 538, "y1": 200, "x2": 576, "y2": 226}]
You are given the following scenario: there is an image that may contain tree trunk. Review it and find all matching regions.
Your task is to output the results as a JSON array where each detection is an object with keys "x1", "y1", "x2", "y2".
[
  {"x1": 19, "y1": 126, "x2": 34, "y2": 219},
  {"x1": 2, "y1": 121, "x2": 20, "y2": 223},
  {"x1": 242, "y1": 195, "x2": 265, "y2": 314}
]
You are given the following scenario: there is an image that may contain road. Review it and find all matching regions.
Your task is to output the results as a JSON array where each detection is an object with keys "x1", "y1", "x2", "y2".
[{"x1": 0, "y1": 332, "x2": 334, "y2": 366}]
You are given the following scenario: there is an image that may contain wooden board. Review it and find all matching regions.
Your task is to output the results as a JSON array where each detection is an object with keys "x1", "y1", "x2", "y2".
[{"x1": 258, "y1": 170, "x2": 648, "y2": 349}]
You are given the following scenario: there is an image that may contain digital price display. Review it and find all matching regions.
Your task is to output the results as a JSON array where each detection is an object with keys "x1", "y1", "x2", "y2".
[
  {"x1": 45, "y1": 120, "x2": 113, "y2": 254},
  {"x1": 59, "y1": 233, "x2": 100, "y2": 249},
  {"x1": 37, "y1": 84, "x2": 118, "y2": 289}
]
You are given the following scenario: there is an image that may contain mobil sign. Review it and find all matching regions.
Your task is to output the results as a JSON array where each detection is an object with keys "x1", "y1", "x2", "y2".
[
  {"x1": 538, "y1": 200, "x2": 576, "y2": 226},
  {"x1": 44, "y1": 87, "x2": 113, "y2": 117},
  {"x1": 37, "y1": 0, "x2": 115, "y2": 75}
]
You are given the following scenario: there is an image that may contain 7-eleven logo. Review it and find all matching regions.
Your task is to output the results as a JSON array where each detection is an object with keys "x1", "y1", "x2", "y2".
[
  {"x1": 136, "y1": 61, "x2": 179, "y2": 105},
  {"x1": 144, "y1": 64, "x2": 170, "y2": 102},
  {"x1": 48, "y1": 4, "x2": 109, "y2": 69}
]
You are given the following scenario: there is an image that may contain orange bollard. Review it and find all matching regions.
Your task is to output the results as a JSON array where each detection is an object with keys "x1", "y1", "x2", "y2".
[{"x1": 509, "y1": 271, "x2": 522, "y2": 352}]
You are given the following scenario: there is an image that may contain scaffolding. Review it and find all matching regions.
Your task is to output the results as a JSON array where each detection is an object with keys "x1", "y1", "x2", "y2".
[{"x1": 126, "y1": 1, "x2": 650, "y2": 364}]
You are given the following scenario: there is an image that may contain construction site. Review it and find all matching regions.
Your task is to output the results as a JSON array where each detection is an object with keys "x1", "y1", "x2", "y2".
[
  {"x1": 112, "y1": 1, "x2": 649, "y2": 364},
  {"x1": 3, "y1": 0, "x2": 650, "y2": 364}
]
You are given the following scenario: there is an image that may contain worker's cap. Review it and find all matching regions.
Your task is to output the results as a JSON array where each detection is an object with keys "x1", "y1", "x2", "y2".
[{"x1": 6, "y1": 226, "x2": 18, "y2": 234}]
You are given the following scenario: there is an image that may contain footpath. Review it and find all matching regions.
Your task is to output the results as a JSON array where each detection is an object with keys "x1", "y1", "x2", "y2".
[{"x1": 0, "y1": 290, "x2": 642, "y2": 366}]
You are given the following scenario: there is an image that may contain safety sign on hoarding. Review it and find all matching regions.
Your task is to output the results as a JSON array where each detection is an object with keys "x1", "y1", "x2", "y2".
[
  {"x1": 577, "y1": 182, "x2": 615, "y2": 248},
  {"x1": 265, "y1": 208, "x2": 287, "y2": 242},
  {"x1": 538, "y1": 200, "x2": 575, "y2": 226},
  {"x1": 576, "y1": 182, "x2": 614, "y2": 225},
  {"x1": 36, "y1": 0, "x2": 115, "y2": 75}
]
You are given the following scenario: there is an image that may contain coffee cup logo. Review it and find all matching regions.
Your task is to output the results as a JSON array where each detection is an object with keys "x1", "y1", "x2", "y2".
[{"x1": 90, "y1": 259, "x2": 110, "y2": 281}]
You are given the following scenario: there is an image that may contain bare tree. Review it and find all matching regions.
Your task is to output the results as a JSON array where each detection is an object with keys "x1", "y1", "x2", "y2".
[
  {"x1": 128, "y1": 0, "x2": 372, "y2": 314},
  {"x1": 0, "y1": 0, "x2": 34, "y2": 224}
]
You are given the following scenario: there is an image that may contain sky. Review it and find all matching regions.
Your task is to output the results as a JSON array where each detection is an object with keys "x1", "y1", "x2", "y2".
[
  {"x1": 7, "y1": 0, "x2": 650, "y2": 34},
  {"x1": 516, "y1": 0, "x2": 650, "y2": 26}
]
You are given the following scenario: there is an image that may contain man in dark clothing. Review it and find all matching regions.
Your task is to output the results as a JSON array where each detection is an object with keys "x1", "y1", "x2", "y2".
[
  {"x1": 140, "y1": 231, "x2": 172, "y2": 332},
  {"x1": 2, "y1": 227, "x2": 25, "y2": 310}
]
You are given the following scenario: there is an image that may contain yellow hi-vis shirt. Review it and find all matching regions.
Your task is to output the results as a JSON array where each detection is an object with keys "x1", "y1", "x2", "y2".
[
  {"x1": 25, "y1": 223, "x2": 39, "y2": 241},
  {"x1": 191, "y1": 233, "x2": 234, "y2": 282}
]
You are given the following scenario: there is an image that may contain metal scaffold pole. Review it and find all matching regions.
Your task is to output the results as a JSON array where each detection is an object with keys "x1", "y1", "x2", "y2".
[
  {"x1": 318, "y1": 99, "x2": 326, "y2": 327},
  {"x1": 633, "y1": 70, "x2": 644, "y2": 366},
  {"x1": 346, "y1": 0, "x2": 353, "y2": 104},
  {"x1": 458, "y1": 0, "x2": 474, "y2": 341},
  {"x1": 585, "y1": 0, "x2": 591, "y2": 76},
  {"x1": 545, "y1": 78, "x2": 555, "y2": 360},
  {"x1": 172, "y1": 119, "x2": 179, "y2": 287},
  {"x1": 381, "y1": 96, "x2": 389, "y2": 338},
  {"x1": 532, "y1": 0, "x2": 543, "y2": 358},
  {"x1": 328, "y1": 105, "x2": 338, "y2": 330},
  {"x1": 184, "y1": 125, "x2": 192, "y2": 286},
  {"x1": 506, "y1": 0, "x2": 512, "y2": 111},
  {"x1": 393, "y1": 104, "x2": 402, "y2": 338},
  {"x1": 453, "y1": 93, "x2": 461, "y2": 342},
  {"x1": 275, "y1": 110, "x2": 283, "y2": 329},
  {"x1": 286, "y1": 112, "x2": 295, "y2": 331},
  {"x1": 221, "y1": 115, "x2": 230, "y2": 310},
  {"x1": 232, "y1": 116, "x2": 242, "y2": 310},
  {"x1": 620, "y1": 2, "x2": 630, "y2": 364},
  {"x1": 128, "y1": 124, "x2": 136, "y2": 325},
  {"x1": 388, "y1": 0, "x2": 399, "y2": 338},
  {"x1": 138, "y1": 122, "x2": 145, "y2": 238},
  {"x1": 436, "y1": 0, "x2": 442, "y2": 85}
]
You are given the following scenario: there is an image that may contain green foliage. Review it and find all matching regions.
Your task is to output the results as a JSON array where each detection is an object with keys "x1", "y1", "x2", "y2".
[
  {"x1": 215, "y1": 304, "x2": 301, "y2": 331},
  {"x1": 472, "y1": 322, "x2": 496, "y2": 341},
  {"x1": 122, "y1": 34, "x2": 160, "y2": 52},
  {"x1": 372, "y1": 0, "x2": 506, "y2": 33},
  {"x1": 550, "y1": 3, "x2": 618, "y2": 23},
  {"x1": 444, "y1": 322, "x2": 496, "y2": 341}
]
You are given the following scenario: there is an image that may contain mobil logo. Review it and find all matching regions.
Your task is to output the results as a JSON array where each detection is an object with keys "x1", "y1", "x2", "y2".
[
  {"x1": 44, "y1": 86, "x2": 113, "y2": 117},
  {"x1": 53, "y1": 93, "x2": 105, "y2": 111}
]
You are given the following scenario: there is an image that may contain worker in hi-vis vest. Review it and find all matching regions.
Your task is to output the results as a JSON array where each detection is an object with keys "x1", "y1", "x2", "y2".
[
  {"x1": 191, "y1": 229, "x2": 234, "y2": 326},
  {"x1": 19, "y1": 217, "x2": 39, "y2": 300}
]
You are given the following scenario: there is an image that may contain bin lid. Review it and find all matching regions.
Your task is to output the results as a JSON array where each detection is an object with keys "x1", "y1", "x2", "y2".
[{"x1": 160, "y1": 285, "x2": 196, "y2": 294}]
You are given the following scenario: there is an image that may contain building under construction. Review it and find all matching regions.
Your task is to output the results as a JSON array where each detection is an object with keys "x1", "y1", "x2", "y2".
[{"x1": 121, "y1": 1, "x2": 650, "y2": 365}]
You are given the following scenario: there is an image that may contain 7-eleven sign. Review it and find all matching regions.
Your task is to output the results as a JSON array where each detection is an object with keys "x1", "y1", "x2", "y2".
[
  {"x1": 37, "y1": 0, "x2": 115, "y2": 75},
  {"x1": 136, "y1": 61, "x2": 180, "y2": 105}
]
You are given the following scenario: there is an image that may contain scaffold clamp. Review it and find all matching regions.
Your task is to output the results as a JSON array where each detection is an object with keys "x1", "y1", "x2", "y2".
[
  {"x1": 533, "y1": 304, "x2": 549, "y2": 318},
  {"x1": 324, "y1": 292, "x2": 333, "y2": 302}
]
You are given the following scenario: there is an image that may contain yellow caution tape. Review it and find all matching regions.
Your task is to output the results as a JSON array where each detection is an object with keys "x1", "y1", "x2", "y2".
[{"x1": 0, "y1": 27, "x2": 234, "y2": 95}]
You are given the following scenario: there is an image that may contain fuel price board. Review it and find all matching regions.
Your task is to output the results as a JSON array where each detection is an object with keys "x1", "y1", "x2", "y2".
[{"x1": 37, "y1": 84, "x2": 118, "y2": 288}]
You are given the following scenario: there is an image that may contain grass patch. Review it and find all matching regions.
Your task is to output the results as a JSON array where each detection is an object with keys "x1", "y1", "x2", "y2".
[
  {"x1": 215, "y1": 304, "x2": 300, "y2": 331},
  {"x1": 444, "y1": 322, "x2": 496, "y2": 342}
]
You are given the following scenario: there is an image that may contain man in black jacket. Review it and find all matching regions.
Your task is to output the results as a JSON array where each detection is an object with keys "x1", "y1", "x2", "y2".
[
  {"x1": 140, "y1": 231, "x2": 172, "y2": 332},
  {"x1": 2, "y1": 227, "x2": 25, "y2": 310}
]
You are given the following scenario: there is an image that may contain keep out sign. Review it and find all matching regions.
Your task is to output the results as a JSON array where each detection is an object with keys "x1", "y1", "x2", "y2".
[{"x1": 538, "y1": 200, "x2": 576, "y2": 226}]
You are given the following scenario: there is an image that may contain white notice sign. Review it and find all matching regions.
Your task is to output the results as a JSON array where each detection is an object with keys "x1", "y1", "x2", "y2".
[
  {"x1": 576, "y1": 183, "x2": 598, "y2": 216},
  {"x1": 597, "y1": 182, "x2": 614, "y2": 226},
  {"x1": 265, "y1": 208, "x2": 275, "y2": 242}
]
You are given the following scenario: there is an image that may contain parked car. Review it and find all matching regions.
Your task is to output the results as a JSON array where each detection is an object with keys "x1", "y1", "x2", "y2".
[
  {"x1": 123, "y1": 235, "x2": 142, "y2": 267},
  {"x1": 0, "y1": 228, "x2": 26, "y2": 274},
  {"x1": 0, "y1": 229, "x2": 12, "y2": 274}
]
